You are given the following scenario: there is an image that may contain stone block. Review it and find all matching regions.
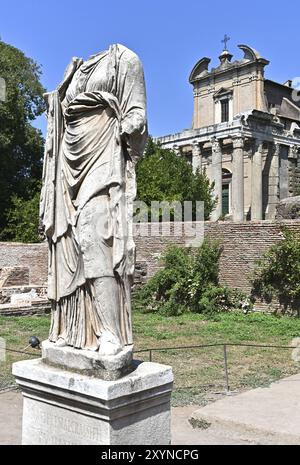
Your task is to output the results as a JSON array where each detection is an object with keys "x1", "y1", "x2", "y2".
[
  {"x1": 13, "y1": 358, "x2": 173, "y2": 445},
  {"x1": 276, "y1": 196, "x2": 300, "y2": 220},
  {"x1": 42, "y1": 340, "x2": 134, "y2": 381},
  {"x1": 0, "y1": 267, "x2": 29, "y2": 288}
]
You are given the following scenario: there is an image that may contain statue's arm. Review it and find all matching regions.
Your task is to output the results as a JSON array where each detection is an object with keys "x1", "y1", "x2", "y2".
[{"x1": 118, "y1": 51, "x2": 148, "y2": 160}]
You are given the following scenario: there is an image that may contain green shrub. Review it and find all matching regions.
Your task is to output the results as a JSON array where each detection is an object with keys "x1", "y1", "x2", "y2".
[
  {"x1": 135, "y1": 241, "x2": 250, "y2": 315},
  {"x1": 188, "y1": 240, "x2": 221, "y2": 312},
  {"x1": 135, "y1": 246, "x2": 191, "y2": 314},
  {"x1": 198, "y1": 286, "x2": 250, "y2": 315},
  {"x1": 251, "y1": 228, "x2": 300, "y2": 314}
]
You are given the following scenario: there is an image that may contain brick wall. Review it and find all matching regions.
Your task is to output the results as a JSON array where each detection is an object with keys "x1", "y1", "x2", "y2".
[
  {"x1": 134, "y1": 220, "x2": 300, "y2": 294},
  {"x1": 1, "y1": 220, "x2": 300, "y2": 297},
  {"x1": 0, "y1": 242, "x2": 48, "y2": 287}
]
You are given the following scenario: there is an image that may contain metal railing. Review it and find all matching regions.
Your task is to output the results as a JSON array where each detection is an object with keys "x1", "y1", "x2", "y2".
[
  {"x1": 5, "y1": 348, "x2": 40, "y2": 357},
  {"x1": 1, "y1": 342, "x2": 299, "y2": 394},
  {"x1": 135, "y1": 342, "x2": 299, "y2": 393}
]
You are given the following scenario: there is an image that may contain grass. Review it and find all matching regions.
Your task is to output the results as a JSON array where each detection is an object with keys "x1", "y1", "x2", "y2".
[
  {"x1": 133, "y1": 311, "x2": 300, "y2": 405},
  {"x1": 1, "y1": 310, "x2": 300, "y2": 405},
  {"x1": 0, "y1": 316, "x2": 50, "y2": 390}
]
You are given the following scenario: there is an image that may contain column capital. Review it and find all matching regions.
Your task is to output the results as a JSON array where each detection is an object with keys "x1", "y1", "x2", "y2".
[
  {"x1": 232, "y1": 135, "x2": 244, "y2": 149},
  {"x1": 192, "y1": 140, "x2": 202, "y2": 152},
  {"x1": 288, "y1": 144, "x2": 299, "y2": 159},
  {"x1": 253, "y1": 138, "x2": 264, "y2": 153},
  {"x1": 272, "y1": 142, "x2": 281, "y2": 157},
  {"x1": 210, "y1": 137, "x2": 222, "y2": 151},
  {"x1": 173, "y1": 144, "x2": 181, "y2": 156}
]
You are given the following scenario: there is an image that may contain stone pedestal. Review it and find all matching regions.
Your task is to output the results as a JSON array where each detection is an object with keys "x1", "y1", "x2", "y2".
[{"x1": 12, "y1": 358, "x2": 173, "y2": 445}]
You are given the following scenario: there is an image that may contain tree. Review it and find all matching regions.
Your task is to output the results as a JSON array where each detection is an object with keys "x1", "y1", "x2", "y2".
[
  {"x1": 1, "y1": 191, "x2": 41, "y2": 243},
  {"x1": 0, "y1": 39, "x2": 46, "y2": 236},
  {"x1": 136, "y1": 138, "x2": 216, "y2": 220}
]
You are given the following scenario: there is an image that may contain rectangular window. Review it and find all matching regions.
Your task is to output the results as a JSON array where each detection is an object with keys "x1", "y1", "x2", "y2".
[
  {"x1": 222, "y1": 184, "x2": 230, "y2": 216},
  {"x1": 221, "y1": 99, "x2": 229, "y2": 122}
]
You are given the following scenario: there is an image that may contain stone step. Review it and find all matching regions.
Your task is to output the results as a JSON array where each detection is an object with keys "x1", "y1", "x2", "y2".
[
  {"x1": 0, "y1": 302, "x2": 51, "y2": 316},
  {"x1": 190, "y1": 373, "x2": 300, "y2": 445}
]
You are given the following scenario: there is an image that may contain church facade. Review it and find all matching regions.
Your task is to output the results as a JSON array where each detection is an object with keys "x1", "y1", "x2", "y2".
[{"x1": 156, "y1": 44, "x2": 300, "y2": 221}]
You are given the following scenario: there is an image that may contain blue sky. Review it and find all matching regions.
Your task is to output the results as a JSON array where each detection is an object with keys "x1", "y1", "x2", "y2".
[{"x1": 1, "y1": 0, "x2": 300, "y2": 137}]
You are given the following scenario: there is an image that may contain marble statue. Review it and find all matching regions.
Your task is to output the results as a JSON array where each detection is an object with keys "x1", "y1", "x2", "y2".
[{"x1": 40, "y1": 44, "x2": 147, "y2": 357}]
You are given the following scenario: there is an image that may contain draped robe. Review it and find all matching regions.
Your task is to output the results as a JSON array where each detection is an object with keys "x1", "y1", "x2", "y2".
[{"x1": 40, "y1": 44, "x2": 147, "y2": 350}]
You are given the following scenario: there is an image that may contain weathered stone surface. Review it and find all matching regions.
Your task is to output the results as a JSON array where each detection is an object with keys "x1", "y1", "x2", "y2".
[
  {"x1": 0, "y1": 285, "x2": 47, "y2": 299},
  {"x1": 10, "y1": 288, "x2": 38, "y2": 306},
  {"x1": 0, "y1": 286, "x2": 49, "y2": 315},
  {"x1": 232, "y1": 136, "x2": 245, "y2": 222},
  {"x1": 0, "y1": 293, "x2": 10, "y2": 305},
  {"x1": 0, "y1": 302, "x2": 51, "y2": 316},
  {"x1": 40, "y1": 45, "x2": 147, "y2": 357},
  {"x1": 0, "y1": 266, "x2": 29, "y2": 288},
  {"x1": 13, "y1": 358, "x2": 173, "y2": 445},
  {"x1": 42, "y1": 340, "x2": 133, "y2": 381},
  {"x1": 276, "y1": 196, "x2": 300, "y2": 220},
  {"x1": 211, "y1": 137, "x2": 222, "y2": 221}
]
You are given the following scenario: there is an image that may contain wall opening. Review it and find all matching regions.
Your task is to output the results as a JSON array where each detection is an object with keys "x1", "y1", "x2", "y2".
[{"x1": 222, "y1": 168, "x2": 232, "y2": 216}]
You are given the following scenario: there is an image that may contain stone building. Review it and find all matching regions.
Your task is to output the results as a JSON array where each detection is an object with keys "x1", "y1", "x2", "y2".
[{"x1": 156, "y1": 44, "x2": 300, "y2": 221}]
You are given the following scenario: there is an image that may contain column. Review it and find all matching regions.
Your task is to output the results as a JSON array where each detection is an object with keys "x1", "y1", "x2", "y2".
[
  {"x1": 266, "y1": 143, "x2": 280, "y2": 219},
  {"x1": 211, "y1": 137, "x2": 222, "y2": 221},
  {"x1": 287, "y1": 145, "x2": 299, "y2": 197},
  {"x1": 279, "y1": 145, "x2": 289, "y2": 200},
  {"x1": 251, "y1": 139, "x2": 264, "y2": 220},
  {"x1": 173, "y1": 145, "x2": 181, "y2": 156},
  {"x1": 232, "y1": 135, "x2": 245, "y2": 222},
  {"x1": 192, "y1": 141, "x2": 202, "y2": 174}
]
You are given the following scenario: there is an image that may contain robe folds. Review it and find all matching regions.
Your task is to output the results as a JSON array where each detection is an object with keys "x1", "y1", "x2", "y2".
[{"x1": 40, "y1": 44, "x2": 147, "y2": 350}]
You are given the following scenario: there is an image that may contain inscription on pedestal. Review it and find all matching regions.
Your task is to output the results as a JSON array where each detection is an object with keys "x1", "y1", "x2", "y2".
[{"x1": 23, "y1": 398, "x2": 107, "y2": 445}]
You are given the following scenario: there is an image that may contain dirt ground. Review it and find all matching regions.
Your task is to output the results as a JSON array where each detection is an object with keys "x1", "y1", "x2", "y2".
[{"x1": 0, "y1": 390, "x2": 259, "y2": 445}]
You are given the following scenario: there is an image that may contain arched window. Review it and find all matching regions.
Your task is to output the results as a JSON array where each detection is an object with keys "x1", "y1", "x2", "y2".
[{"x1": 222, "y1": 168, "x2": 232, "y2": 216}]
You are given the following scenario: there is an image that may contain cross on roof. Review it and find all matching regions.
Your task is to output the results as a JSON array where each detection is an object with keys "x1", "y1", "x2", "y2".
[{"x1": 221, "y1": 34, "x2": 230, "y2": 51}]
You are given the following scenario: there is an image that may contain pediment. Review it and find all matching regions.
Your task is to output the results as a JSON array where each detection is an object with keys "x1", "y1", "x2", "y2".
[
  {"x1": 238, "y1": 44, "x2": 269, "y2": 66},
  {"x1": 189, "y1": 57, "x2": 211, "y2": 83},
  {"x1": 280, "y1": 97, "x2": 300, "y2": 120},
  {"x1": 213, "y1": 87, "x2": 233, "y2": 99}
]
